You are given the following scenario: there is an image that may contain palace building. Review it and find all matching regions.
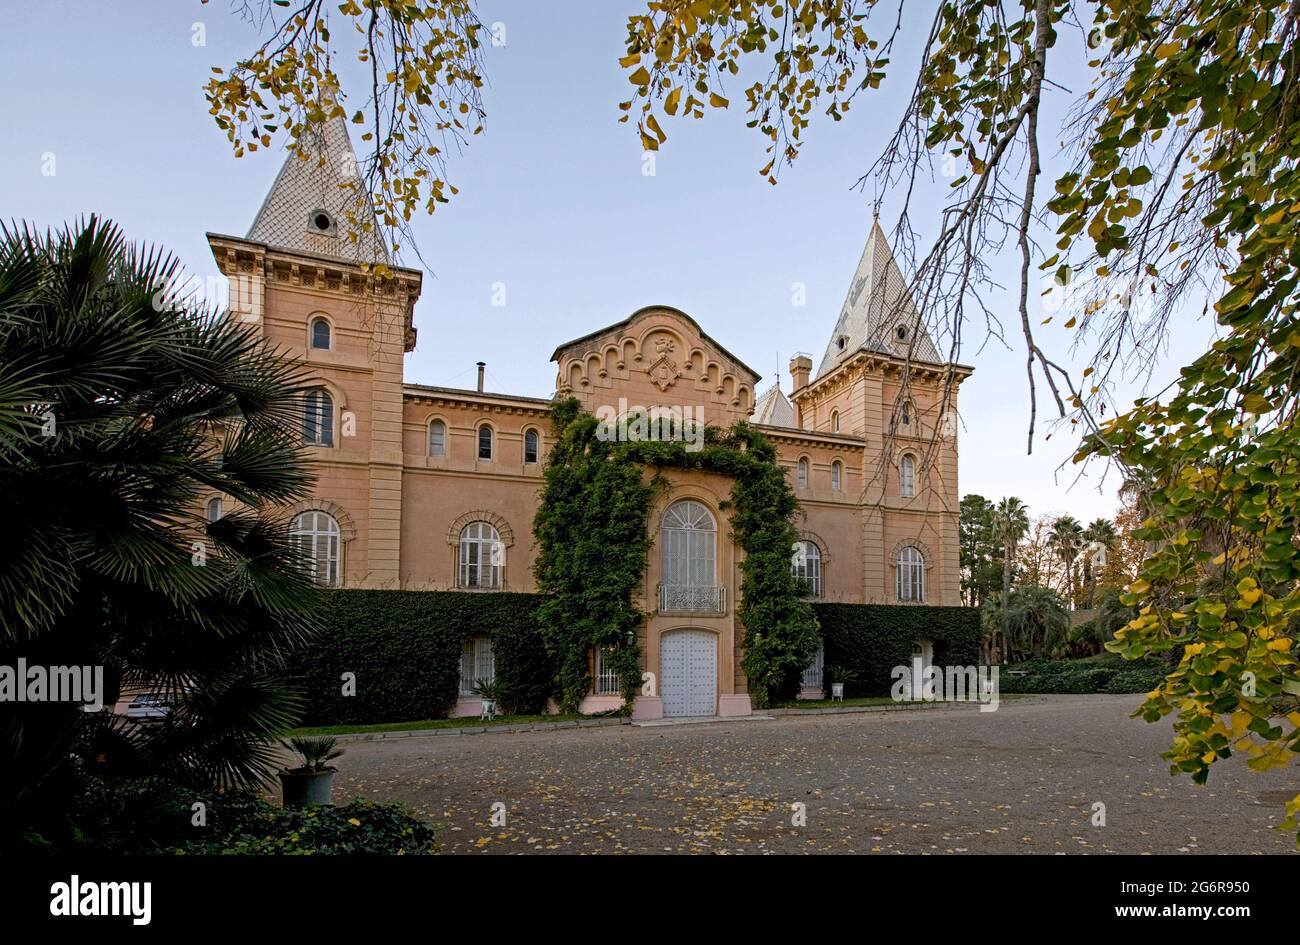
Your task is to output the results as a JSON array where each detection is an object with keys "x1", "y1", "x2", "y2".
[{"x1": 207, "y1": 119, "x2": 973, "y2": 720}]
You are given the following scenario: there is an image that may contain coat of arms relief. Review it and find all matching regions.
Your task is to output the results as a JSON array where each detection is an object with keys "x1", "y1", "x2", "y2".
[{"x1": 646, "y1": 337, "x2": 681, "y2": 391}]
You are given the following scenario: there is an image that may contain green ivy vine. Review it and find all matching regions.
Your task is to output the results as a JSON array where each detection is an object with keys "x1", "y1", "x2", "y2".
[{"x1": 532, "y1": 398, "x2": 819, "y2": 713}]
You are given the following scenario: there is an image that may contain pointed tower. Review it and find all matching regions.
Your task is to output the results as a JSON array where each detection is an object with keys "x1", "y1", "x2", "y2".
[
  {"x1": 752, "y1": 383, "x2": 796, "y2": 427},
  {"x1": 208, "y1": 121, "x2": 422, "y2": 589},
  {"x1": 246, "y1": 117, "x2": 389, "y2": 265},
  {"x1": 788, "y1": 217, "x2": 972, "y2": 607},
  {"x1": 814, "y1": 217, "x2": 942, "y2": 381}
]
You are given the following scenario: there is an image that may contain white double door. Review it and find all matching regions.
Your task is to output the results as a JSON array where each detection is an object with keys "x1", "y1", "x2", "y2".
[{"x1": 661, "y1": 629, "x2": 717, "y2": 717}]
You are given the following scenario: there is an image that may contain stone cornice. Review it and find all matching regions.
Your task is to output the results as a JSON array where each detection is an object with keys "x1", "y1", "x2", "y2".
[
  {"x1": 791, "y1": 350, "x2": 973, "y2": 407},
  {"x1": 756, "y1": 425, "x2": 867, "y2": 451},
  {"x1": 403, "y1": 384, "x2": 554, "y2": 416}
]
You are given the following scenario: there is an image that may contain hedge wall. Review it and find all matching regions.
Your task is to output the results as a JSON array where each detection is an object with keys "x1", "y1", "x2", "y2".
[
  {"x1": 810, "y1": 603, "x2": 982, "y2": 697},
  {"x1": 996, "y1": 656, "x2": 1170, "y2": 694},
  {"x1": 297, "y1": 590, "x2": 551, "y2": 726}
]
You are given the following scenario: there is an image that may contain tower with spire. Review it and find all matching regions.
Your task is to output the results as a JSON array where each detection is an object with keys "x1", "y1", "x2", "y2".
[
  {"x1": 208, "y1": 117, "x2": 423, "y2": 588},
  {"x1": 779, "y1": 217, "x2": 973, "y2": 608}
]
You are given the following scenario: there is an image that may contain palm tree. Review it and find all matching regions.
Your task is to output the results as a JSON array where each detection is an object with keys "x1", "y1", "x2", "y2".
[
  {"x1": 1081, "y1": 517, "x2": 1119, "y2": 608},
  {"x1": 0, "y1": 217, "x2": 321, "y2": 851},
  {"x1": 1048, "y1": 515, "x2": 1084, "y2": 607},
  {"x1": 983, "y1": 585, "x2": 1070, "y2": 661},
  {"x1": 990, "y1": 497, "x2": 1029, "y2": 663}
]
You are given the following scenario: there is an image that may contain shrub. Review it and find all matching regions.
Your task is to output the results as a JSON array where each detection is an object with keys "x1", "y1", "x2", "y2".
[
  {"x1": 997, "y1": 656, "x2": 1167, "y2": 694},
  {"x1": 173, "y1": 796, "x2": 436, "y2": 855}
]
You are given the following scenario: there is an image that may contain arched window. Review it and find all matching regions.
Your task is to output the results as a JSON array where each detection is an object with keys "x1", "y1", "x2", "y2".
[
  {"x1": 429, "y1": 419, "x2": 447, "y2": 457},
  {"x1": 791, "y1": 540, "x2": 822, "y2": 598},
  {"x1": 292, "y1": 511, "x2": 341, "y2": 587},
  {"x1": 206, "y1": 498, "x2": 223, "y2": 522},
  {"x1": 524, "y1": 428, "x2": 539, "y2": 464},
  {"x1": 831, "y1": 460, "x2": 843, "y2": 492},
  {"x1": 661, "y1": 500, "x2": 717, "y2": 611},
  {"x1": 900, "y1": 454, "x2": 916, "y2": 497},
  {"x1": 459, "y1": 521, "x2": 503, "y2": 589},
  {"x1": 797, "y1": 457, "x2": 809, "y2": 489},
  {"x1": 303, "y1": 389, "x2": 333, "y2": 446},
  {"x1": 477, "y1": 424, "x2": 493, "y2": 461},
  {"x1": 896, "y1": 546, "x2": 925, "y2": 602},
  {"x1": 901, "y1": 399, "x2": 913, "y2": 428},
  {"x1": 310, "y1": 317, "x2": 331, "y2": 350},
  {"x1": 831, "y1": 410, "x2": 840, "y2": 433}
]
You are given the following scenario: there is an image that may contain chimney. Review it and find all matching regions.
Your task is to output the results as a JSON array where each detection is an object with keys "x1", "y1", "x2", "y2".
[
  {"x1": 476, "y1": 361, "x2": 485, "y2": 393},
  {"x1": 789, "y1": 354, "x2": 812, "y2": 392}
]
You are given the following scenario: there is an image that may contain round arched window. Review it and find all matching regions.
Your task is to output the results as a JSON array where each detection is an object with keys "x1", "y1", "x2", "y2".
[
  {"x1": 310, "y1": 316, "x2": 331, "y2": 350},
  {"x1": 896, "y1": 546, "x2": 925, "y2": 602},
  {"x1": 661, "y1": 500, "x2": 717, "y2": 609},
  {"x1": 291, "y1": 511, "x2": 341, "y2": 586}
]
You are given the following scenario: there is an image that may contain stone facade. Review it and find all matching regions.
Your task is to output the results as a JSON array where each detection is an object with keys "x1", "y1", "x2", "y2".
[{"x1": 207, "y1": 122, "x2": 973, "y2": 719}]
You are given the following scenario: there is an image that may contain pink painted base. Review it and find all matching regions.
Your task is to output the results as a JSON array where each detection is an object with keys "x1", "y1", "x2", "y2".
[
  {"x1": 450, "y1": 696, "x2": 484, "y2": 718},
  {"x1": 577, "y1": 694, "x2": 623, "y2": 714},
  {"x1": 718, "y1": 694, "x2": 752, "y2": 717},
  {"x1": 632, "y1": 696, "x2": 663, "y2": 720}
]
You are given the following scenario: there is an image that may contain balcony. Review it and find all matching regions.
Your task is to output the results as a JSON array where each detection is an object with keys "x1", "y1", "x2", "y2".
[{"x1": 658, "y1": 583, "x2": 727, "y2": 615}]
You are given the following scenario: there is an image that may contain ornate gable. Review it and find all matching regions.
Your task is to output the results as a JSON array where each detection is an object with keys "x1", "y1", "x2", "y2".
[{"x1": 551, "y1": 305, "x2": 760, "y2": 426}]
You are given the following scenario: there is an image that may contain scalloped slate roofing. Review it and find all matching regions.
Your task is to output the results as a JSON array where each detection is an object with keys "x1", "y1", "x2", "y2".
[
  {"x1": 753, "y1": 384, "x2": 796, "y2": 427},
  {"x1": 246, "y1": 116, "x2": 389, "y2": 264},
  {"x1": 814, "y1": 218, "x2": 942, "y2": 379}
]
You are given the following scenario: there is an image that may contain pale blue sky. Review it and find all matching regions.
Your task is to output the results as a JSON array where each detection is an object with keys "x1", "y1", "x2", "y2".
[{"x1": 0, "y1": 1, "x2": 1217, "y2": 522}]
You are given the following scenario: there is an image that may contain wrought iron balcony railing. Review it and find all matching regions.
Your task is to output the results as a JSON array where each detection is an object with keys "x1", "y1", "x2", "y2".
[{"x1": 658, "y1": 583, "x2": 727, "y2": 615}]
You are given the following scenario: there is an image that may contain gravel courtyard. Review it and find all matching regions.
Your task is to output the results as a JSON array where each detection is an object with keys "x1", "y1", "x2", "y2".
[{"x1": 334, "y1": 694, "x2": 1298, "y2": 854}]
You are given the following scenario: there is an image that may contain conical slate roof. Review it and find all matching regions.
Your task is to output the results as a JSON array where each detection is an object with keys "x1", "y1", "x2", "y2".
[
  {"x1": 815, "y1": 218, "x2": 941, "y2": 379},
  {"x1": 246, "y1": 116, "x2": 388, "y2": 264},
  {"x1": 753, "y1": 383, "x2": 796, "y2": 427}
]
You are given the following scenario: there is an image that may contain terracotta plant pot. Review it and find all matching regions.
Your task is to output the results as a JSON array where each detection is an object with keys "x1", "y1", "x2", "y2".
[{"x1": 279, "y1": 768, "x2": 335, "y2": 807}]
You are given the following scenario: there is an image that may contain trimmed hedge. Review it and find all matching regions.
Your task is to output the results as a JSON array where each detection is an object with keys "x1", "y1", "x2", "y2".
[
  {"x1": 997, "y1": 656, "x2": 1169, "y2": 694},
  {"x1": 811, "y1": 603, "x2": 981, "y2": 697},
  {"x1": 298, "y1": 590, "x2": 551, "y2": 726}
]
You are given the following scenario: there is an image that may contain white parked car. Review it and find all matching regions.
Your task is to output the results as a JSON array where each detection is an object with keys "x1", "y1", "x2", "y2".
[{"x1": 125, "y1": 692, "x2": 174, "y2": 720}]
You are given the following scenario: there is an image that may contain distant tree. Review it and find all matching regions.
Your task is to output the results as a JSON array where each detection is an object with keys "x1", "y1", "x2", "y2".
[
  {"x1": 959, "y1": 494, "x2": 1002, "y2": 608},
  {"x1": 1015, "y1": 515, "x2": 1058, "y2": 590},
  {"x1": 1048, "y1": 515, "x2": 1085, "y2": 607},
  {"x1": 990, "y1": 497, "x2": 1029, "y2": 662},
  {"x1": 1095, "y1": 500, "x2": 1148, "y2": 596},
  {"x1": 982, "y1": 585, "x2": 1070, "y2": 662},
  {"x1": 1080, "y1": 517, "x2": 1119, "y2": 608}
]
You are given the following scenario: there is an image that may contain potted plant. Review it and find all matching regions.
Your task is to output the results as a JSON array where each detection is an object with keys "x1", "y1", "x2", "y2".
[
  {"x1": 471, "y1": 678, "x2": 499, "y2": 720},
  {"x1": 278, "y1": 735, "x2": 343, "y2": 807},
  {"x1": 825, "y1": 664, "x2": 858, "y2": 701}
]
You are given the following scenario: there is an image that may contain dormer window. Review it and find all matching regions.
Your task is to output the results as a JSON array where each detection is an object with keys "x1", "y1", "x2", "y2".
[
  {"x1": 895, "y1": 325, "x2": 908, "y2": 341},
  {"x1": 837, "y1": 335, "x2": 848, "y2": 352},
  {"x1": 308, "y1": 209, "x2": 337, "y2": 236}
]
